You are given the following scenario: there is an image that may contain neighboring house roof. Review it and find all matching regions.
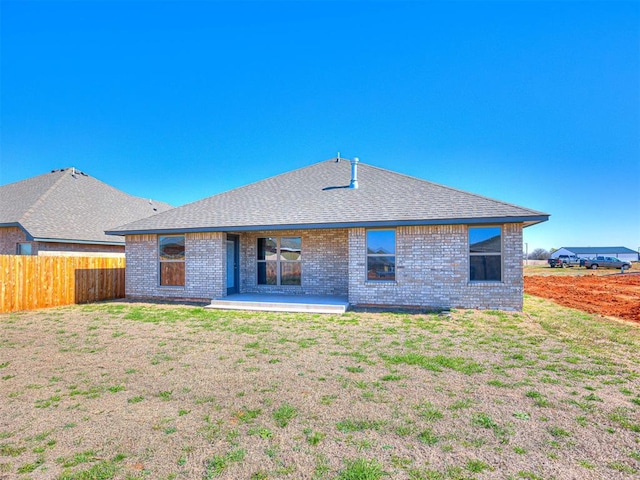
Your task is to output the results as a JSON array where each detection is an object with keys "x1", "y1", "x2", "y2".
[
  {"x1": 560, "y1": 247, "x2": 638, "y2": 255},
  {"x1": 0, "y1": 168, "x2": 173, "y2": 245},
  {"x1": 108, "y1": 158, "x2": 548, "y2": 235}
]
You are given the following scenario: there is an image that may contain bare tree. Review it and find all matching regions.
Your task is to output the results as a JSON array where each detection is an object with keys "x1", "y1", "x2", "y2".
[{"x1": 529, "y1": 248, "x2": 550, "y2": 260}]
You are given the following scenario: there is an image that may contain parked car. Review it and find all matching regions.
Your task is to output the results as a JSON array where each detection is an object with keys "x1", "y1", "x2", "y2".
[
  {"x1": 548, "y1": 255, "x2": 581, "y2": 268},
  {"x1": 580, "y1": 256, "x2": 632, "y2": 270}
]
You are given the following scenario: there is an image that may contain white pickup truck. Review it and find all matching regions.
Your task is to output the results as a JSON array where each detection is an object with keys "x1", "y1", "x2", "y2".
[{"x1": 548, "y1": 255, "x2": 581, "y2": 268}]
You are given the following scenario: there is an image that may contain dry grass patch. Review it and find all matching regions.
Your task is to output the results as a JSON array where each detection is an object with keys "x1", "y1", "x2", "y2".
[{"x1": 0, "y1": 299, "x2": 639, "y2": 479}]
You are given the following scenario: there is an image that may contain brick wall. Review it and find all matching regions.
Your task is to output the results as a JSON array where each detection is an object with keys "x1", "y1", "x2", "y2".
[
  {"x1": 238, "y1": 229, "x2": 348, "y2": 296},
  {"x1": 0, "y1": 227, "x2": 27, "y2": 254},
  {"x1": 186, "y1": 232, "x2": 225, "y2": 299},
  {"x1": 0, "y1": 227, "x2": 124, "y2": 256},
  {"x1": 124, "y1": 223, "x2": 524, "y2": 310},
  {"x1": 125, "y1": 232, "x2": 224, "y2": 301},
  {"x1": 124, "y1": 234, "x2": 157, "y2": 298},
  {"x1": 37, "y1": 242, "x2": 124, "y2": 256},
  {"x1": 348, "y1": 224, "x2": 524, "y2": 311},
  {"x1": 126, "y1": 229, "x2": 348, "y2": 300}
]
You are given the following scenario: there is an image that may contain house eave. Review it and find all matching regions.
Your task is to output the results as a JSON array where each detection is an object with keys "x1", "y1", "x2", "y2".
[
  {"x1": 31, "y1": 237, "x2": 125, "y2": 246},
  {"x1": 1, "y1": 222, "x2": 125, "y2": 245},
  {"x1": 106, "y1": 215, "x2": 549, "y2": 236}
]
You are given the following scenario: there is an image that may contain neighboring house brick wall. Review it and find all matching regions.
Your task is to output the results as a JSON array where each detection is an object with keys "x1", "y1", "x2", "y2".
[
  {"x1": 37, "y1": 242, "x2": 124, "y2": 256},
  {"x1": 238, "y1": 229, "x2": 349, "y2": 296},
  {"x1": 0, "y1": 227, "x2": 125, "y2": 256},
  {"x1": 125, "y1": 232, "x2": 224, "y2": 301},
  {"x1": 0, "y1": 227, "x2": 28, "y2": 254},
  {"x1": 348, "y1": 224, "x2": 523, "y2": 311}
]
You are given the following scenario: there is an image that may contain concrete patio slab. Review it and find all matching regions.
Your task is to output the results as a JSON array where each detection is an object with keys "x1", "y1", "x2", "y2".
[{"x1": 206, "y1": 294, "x2": 349, "y2": 314}]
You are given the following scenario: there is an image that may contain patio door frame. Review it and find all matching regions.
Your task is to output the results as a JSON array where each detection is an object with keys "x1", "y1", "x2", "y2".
[{"x1": 226, "y1": 234, "x2": 240, "y2": 295}]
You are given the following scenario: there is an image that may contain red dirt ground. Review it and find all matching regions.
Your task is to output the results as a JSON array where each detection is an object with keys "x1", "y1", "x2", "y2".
[{"x1": 524, "y1": 273, "x2": 640, "y2": 324}]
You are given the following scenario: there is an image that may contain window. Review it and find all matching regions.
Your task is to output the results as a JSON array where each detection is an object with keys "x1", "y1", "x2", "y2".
[
  {"x1": 469, "y1": 226, "x2": 502, "y2": 281},
  {"x1": 367, "y1": 229, "x2": 396, "y2": 281},
  {"x1": 257, "y1": 237, "x2": 301, "y2": 285},
  {"x1": 17, "y1": 243, "x2": 33, "y2": 255},
  {"x1": 159, "y1": 236, "x2": 185, "y2": 286}
]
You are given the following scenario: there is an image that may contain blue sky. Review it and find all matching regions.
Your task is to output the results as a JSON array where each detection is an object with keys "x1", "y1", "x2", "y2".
[{"x1": 2, "y1": 0, "x2": 638, "y2": 253}]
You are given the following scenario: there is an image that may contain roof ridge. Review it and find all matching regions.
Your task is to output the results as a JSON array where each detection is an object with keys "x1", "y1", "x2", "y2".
[
  {"x1": 19, "y1": 169, "x2": 69, "y2": 224},
  {"x1": 79, "y1": 169, "x2": 173, "y2": 208}
]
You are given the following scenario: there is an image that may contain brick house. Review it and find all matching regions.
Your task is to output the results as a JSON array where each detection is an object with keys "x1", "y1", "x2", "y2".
[
  {"x1": 107, "y1": 158, "x2": 549, "y2": 311},
  {"x1": 0, "y1": 168, "x2": 172, "y2": 256}
]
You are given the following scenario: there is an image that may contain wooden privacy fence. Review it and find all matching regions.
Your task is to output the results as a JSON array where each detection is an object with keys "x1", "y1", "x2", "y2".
[{"x1": 0, "y1": 255, "x2": 125, "y2": 313}]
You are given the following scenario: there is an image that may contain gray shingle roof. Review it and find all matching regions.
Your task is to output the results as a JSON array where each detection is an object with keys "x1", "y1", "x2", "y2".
[
  {"x1": 0, "y1": 168, "x2": 173, "y2": 244},
  {"x1": 107, "y1": 159, "x2": 548, "y2": 235}
]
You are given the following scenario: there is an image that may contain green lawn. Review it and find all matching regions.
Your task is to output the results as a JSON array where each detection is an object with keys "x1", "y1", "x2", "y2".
[{"x1": 0, "y1": 296, "x2": 638, "y2": 479}]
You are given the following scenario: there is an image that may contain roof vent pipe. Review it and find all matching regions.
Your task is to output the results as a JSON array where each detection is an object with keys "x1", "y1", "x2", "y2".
[{"x1": 349, "y1": 157, "x2": 359, "y2": 189}]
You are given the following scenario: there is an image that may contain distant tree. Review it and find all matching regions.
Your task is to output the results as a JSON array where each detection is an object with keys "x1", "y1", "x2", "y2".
[{"x1": 529, "y1": 248, "x2": 550, "y2": 260}]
